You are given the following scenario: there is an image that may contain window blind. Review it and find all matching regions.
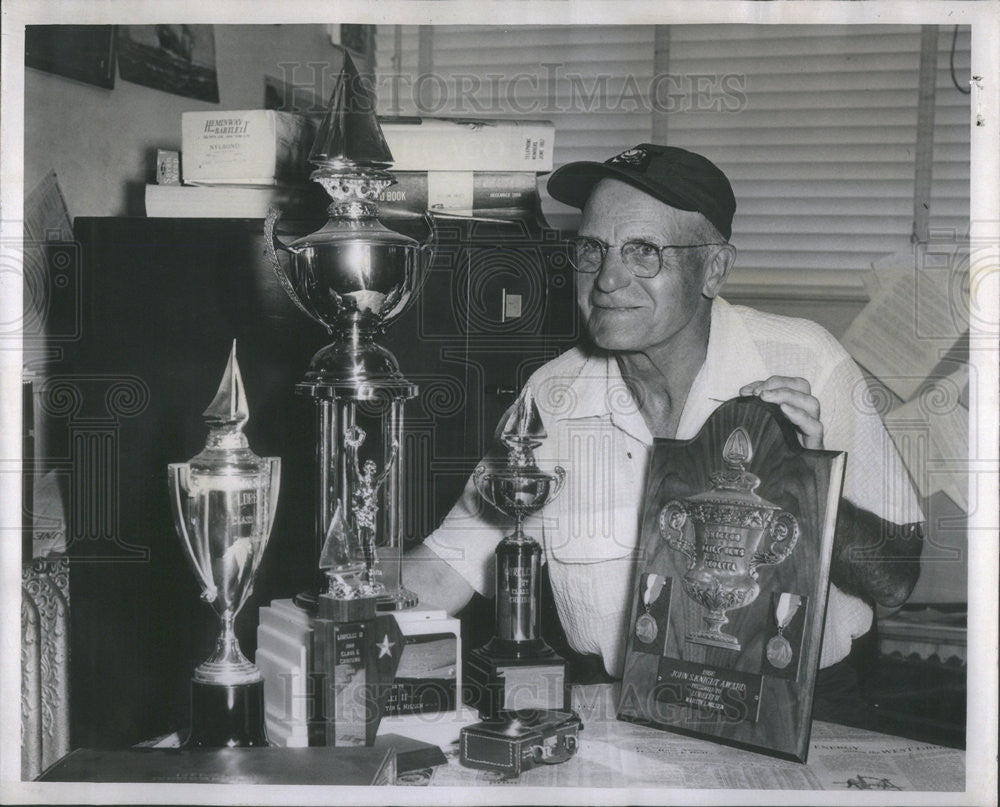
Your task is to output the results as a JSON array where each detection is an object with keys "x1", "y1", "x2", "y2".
[
  {"x1": 665, "y1": 25, "x2": 971, "y2": 275},
  {"x1": 374, "y1": 24, "x2": 970, "y2": 274}
]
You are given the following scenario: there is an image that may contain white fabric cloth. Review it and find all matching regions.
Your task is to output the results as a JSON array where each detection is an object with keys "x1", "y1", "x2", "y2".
[{"x1": 425, "y1": 297, "x2": 923, "y2": 674}]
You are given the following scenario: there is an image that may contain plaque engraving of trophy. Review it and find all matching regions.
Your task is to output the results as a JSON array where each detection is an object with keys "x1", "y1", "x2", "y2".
[
  {"x1": 618, "y1": 397, "x2": 845, "y2": 763},
  {"x1": 658, "y1": 426, "x2": 800, "y2": 651},
  {"x1": 466, "y1": 386, "x2": 570, "y2": 717},
  {"x1": 265, "y1": 51, "x2": 433, "y2": 611},
  {"x1": 168, "y1": 342, "x2": 280, "y2": 748}
]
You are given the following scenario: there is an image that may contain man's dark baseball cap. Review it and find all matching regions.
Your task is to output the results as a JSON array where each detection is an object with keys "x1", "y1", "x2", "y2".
[{"x1": 547, "y1": 144, "x2": 736, "y2": 240}]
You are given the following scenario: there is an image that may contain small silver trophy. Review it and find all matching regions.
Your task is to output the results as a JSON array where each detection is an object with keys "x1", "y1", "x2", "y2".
[
  {"x1": 467, "y1": 386, "x2": 568, "y2": 716},
  {"x1": 168, "y1": 341, "x2": 280, "y2": 747}
]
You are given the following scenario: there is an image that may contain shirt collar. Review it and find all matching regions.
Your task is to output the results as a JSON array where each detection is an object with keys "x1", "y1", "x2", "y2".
[
  {"x1": 676, "y1": 297, "x2": 770, "y2": 438},
  {"x1": 560, "y1": 298, "x2": 769, "y2": 444}
]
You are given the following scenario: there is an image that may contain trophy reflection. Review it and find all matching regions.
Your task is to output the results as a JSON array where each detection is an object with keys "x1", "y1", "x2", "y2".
[
  {"x1": 467, "y1": 386, "x2": 568, "y2": 716},
  {"x1": 658, "y1": 426, "x2": 798, "y2": 651},
  {"x1": 168, "y1": 342, "x2": 280, "y2": 747}
]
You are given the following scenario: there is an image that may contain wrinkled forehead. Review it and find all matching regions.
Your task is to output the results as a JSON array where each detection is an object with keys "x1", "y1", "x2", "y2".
[{"x1": 581, "y1": 178, "x2": 712, "y2": 240}]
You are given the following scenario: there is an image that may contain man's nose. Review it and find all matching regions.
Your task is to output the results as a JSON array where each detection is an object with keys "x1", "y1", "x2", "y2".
[{"x1": 594, "y1": 249, "x2": 632, "y2": 293}]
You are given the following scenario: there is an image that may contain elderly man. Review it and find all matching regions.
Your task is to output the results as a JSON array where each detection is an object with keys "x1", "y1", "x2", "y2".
[{"x1": 404, "y1": 144, "x2": 924, "y2": 715}]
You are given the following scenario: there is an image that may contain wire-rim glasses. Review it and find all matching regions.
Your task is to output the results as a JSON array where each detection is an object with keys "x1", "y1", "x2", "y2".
[{"x1": 568, "y1": 236, "x2": 725, "y2": 278}]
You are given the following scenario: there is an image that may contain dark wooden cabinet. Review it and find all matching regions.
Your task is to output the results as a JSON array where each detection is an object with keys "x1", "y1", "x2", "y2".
[{"x1": 46, "y1": 215, "x2": 575, "y2": 748}]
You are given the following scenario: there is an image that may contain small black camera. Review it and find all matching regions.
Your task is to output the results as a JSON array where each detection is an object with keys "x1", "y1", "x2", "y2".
[{"x1": 459, "y1": 708, "x2": 582, "y2": 776}]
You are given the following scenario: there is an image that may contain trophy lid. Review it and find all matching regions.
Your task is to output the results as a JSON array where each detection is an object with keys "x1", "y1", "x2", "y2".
[
  {"x1": 189, "y1": 341, "x2": 268, "y2": 477},
  {"x1": 691, "y1": 427, "x2": 782, "y2": 510},
  {"x1": 499, "y1": 385, "x2": 547, "y2": 448},
  {"x1": 203, "y1": 340, "x2": 249, "y2": 428},
  {"x1": 309, "y1": 50, "x2": 394, "y2": 169}
]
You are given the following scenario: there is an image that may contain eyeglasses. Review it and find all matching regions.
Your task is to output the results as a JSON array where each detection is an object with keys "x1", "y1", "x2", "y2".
[{"x1": 568, "y1": 236, "x2": 725, "y2": 278}]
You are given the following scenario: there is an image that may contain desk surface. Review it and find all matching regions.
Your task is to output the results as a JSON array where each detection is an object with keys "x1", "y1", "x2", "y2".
[
  {"x1": 125, "y1": 683, "x2": 965, "y2": 793},
  {"x1": 411, "y1": 684, "x2": 966, "y2": 791}
]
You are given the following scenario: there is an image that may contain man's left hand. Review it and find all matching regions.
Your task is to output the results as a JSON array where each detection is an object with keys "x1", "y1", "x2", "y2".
[{"x1": 739, "y1": 376, "x2": 824, "y2": 449}]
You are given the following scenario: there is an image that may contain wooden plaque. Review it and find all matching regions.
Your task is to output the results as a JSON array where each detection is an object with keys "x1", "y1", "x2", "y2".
[{"x1": 617, "y1": 397, "x2": 845, "y2": 762}]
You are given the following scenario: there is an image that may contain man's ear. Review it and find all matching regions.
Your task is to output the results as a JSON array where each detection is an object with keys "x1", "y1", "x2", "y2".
[{"x1": 702, "y1": 243, "x2": 736, "y2": 299}]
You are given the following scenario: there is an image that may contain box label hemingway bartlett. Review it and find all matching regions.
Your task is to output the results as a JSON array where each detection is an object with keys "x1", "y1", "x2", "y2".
[{"x1": 182, "y1": 110, "x2": 318, "y2": 184}]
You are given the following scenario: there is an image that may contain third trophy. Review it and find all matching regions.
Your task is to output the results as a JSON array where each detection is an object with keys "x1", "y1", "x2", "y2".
[{"x1": 466, "y1": 386, "x2": 569, "y2": 717}]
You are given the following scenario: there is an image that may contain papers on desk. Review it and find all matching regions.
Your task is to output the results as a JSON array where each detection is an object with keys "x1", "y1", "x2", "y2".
[{"x1": 409, "y1": 684, "x2": 965, "y2": 792}]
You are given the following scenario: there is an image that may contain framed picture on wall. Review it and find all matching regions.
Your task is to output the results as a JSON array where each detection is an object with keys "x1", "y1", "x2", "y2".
[
  {"x1": 116, "y1": 24, "x2": 219, "y2": 102},
  {"x1": 25, "y1": 25, "x2": 116, "y2": 89}
]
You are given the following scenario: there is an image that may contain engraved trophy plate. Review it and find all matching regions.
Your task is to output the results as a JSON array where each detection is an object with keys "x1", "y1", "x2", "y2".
[
  {"x1": 168, "y1": 342, "x2": 280, "y2": 747},
  {"x1": 618, "y1": 397, "x2": 845, "y2": 764}
]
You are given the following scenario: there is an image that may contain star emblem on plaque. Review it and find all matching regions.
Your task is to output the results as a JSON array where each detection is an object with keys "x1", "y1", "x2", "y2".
[{"x1": 617, "y1": 396, "x2": 846, "y2": 764}]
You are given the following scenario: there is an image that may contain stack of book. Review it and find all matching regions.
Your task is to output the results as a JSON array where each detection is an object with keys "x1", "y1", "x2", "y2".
[{"x1": 144, "y1": 111, "x2": 554, "y2": 219}]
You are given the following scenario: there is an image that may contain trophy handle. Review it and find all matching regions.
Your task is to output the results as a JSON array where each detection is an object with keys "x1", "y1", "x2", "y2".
[
  {"x1": 472, "y1": 464, "x2": 495, "y2": 510},
  {"x1": 264, "y1": 206, "x2": 331, "y2": 333},
  {"x1": 414, "y1": 211, "x2": 438, "y2": 302},
  {"x1": 750, "y1": 510, "x2": 800, "y2": 577},
  {"x1": 549, "y1": 465, "x2": 567, "y2": 500},
  {"x1": 658, "y1": 500, "x2": 694, "y2": 566},
  {"x1": 265, "y1": 456, "x2": 282, "y2": 531},
  {"x1": 167, "y1": 464, "x2": 218, "y2": 603}
]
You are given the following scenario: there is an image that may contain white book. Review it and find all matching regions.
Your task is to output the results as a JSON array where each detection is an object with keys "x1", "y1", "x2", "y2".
[
  {"x1": 144, "y1": 183, "x2": 315, "y2": 218},
  {"x1": 181, "y1": 109, "x2": 318, "y2": 185},
  {"x1": 381, "y1": 118, "x2": 555, "y2": 172}
]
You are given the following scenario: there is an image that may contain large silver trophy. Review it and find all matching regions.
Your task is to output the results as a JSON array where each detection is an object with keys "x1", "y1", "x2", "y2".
[
  {"x1": 168, "y1": 342, "x2": 281, "y2": 747},
  {"x1": 265, "y1": 51, "x2": 432, "y2": 610},
  {"x1": 467, "y1": 387, "x2": 569, "y2": 715}
]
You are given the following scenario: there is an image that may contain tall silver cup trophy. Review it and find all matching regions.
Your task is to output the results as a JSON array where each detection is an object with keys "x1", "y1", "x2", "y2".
[
  {"x1": 168, "y1": 342, "x2": 280, "y2": 747},
  {"x1": 265, "y1": 52, "x2": 433, "y2": 611}
]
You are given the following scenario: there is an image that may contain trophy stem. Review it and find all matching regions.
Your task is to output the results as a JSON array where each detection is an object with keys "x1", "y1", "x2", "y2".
[
  {"x1": 687, "y1": 609, "x2": 742, "y2": 651},
  {"x1": 194, "y1": 611, "x2": 262, "y2": 685}
]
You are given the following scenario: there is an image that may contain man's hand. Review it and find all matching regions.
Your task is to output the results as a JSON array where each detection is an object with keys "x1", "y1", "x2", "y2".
[{"x1": 740, "y1": 376, "x2": 824, "y2": 449}]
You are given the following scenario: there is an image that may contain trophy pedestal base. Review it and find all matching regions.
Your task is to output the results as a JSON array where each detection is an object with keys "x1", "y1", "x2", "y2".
[
  {"x1": 256, "y1": 599, "x2": 464, "y2": 746},
  {"x1": 687, "y1": 629, "x2": 742, "y2": 651},
  {"x1": 182, "y1": 679, "x2": 269, "y2": 748},
  {"x1": 466, "y1": 645, "x2": 569, "y2": 719}
]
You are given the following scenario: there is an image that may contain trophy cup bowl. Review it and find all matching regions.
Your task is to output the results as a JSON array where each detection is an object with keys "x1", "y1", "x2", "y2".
[
  {"x1": 266, "y1": 210, "x2": 434, "y2": 386},
  {"x1": 169, "y1": 458, "x2": 281, "y2": 687},
  {"x1": 473, "y1": 463, "x2": 566, "y2": 527}
]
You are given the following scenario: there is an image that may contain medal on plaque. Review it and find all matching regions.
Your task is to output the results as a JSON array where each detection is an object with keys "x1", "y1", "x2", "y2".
[
  {"x1": 658, "y1": 427, "x2": 799, "y2": 651},
  {"x1": 168, "y1": 342, "x2": 281, "y2": 748},
  {"x1": 634, "y1": 574, "x2": 662, "y2": 643},
  {"x1": 765, "y1": 593, "x2": 802, "y2": 670},
  {"x1": 466, "y1": 386, "x2": 569, "y2": 717}
]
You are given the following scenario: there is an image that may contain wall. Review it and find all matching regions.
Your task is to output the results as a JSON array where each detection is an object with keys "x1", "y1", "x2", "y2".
[{"x1": 24, "y1": 24, "x2": 341, "y2": 218}]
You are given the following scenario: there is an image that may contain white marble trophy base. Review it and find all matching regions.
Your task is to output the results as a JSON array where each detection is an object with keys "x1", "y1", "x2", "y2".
[{"x1": 256, "y1": 599, "x2": 475, "y2": 748}]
